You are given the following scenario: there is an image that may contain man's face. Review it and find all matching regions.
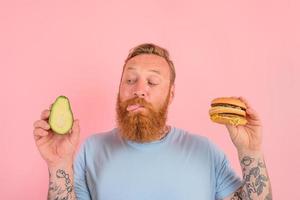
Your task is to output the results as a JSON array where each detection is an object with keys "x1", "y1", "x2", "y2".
[{"x1": 116, "y1": 54, "x2": 174, "y2": 143}]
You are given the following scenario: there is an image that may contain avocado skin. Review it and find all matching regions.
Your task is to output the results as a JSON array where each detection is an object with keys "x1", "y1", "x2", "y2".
[{"x1": 49, "y1": 96, "x2": 74, "y2": 135}]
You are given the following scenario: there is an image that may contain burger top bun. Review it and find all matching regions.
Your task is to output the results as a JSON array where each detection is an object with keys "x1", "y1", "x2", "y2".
[{"x1": 211, "y1": 97, "x2": 247, "y2": 109}]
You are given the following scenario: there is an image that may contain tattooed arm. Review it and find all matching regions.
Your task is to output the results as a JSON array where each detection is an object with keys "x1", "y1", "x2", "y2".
[
  {"x1": 48, "y1": 164, "x2": 77, "y2": 200},
  {"x1": 33, "y1": 108, "x2": 80, "y2": 199},
  {"x1": 224, "y1": 151, "x2": 272, "y2": 200},
  {"x1": 223, "y1": 97, "x2": 272, "y2": 199}
]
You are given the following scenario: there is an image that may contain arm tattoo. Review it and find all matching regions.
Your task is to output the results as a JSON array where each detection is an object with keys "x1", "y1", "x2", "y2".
[
  {"x1": 56, "y1": 169, "x2": 73, "y2": 194},
  {"x1": 244, "y1": 158, "x2": 268, "y2": 197},
  {"x1": 234, "y1": 156, "x2": 272, "y2": 200},
  {"x1": 48, "y1": 169, "x2": 73, "y2": 200},
  {"x1": 241, "y1": 156, "x2": 255, "y2": 166},
  {"x1": 230, "y1": 190, "x2": 243, "y2": 200}
]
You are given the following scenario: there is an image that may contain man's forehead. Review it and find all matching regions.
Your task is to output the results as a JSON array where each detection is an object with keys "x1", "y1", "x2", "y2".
[
  {"x1": 126, "y1": 66, "x2": 161, "y2": 75},
  {"x1": 124, "y1": 54, "x2": 169, "y2": 74}
]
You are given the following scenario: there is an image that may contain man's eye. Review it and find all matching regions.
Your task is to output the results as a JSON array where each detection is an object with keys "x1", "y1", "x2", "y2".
[
  {"x1": 126, "y1": 79, "x2": 135, "y2": 84},
  {"x1": 148, "y1": 81, "x2": 158, "y2": 86}
]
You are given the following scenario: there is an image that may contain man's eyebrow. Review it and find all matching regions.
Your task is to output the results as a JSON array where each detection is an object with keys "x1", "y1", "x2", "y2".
[
  {"x1": 127, "y1": 67, "x2": 161, "y2": 75},
  {"x1": 126, "y1": 67, "x2": 136, "y2": 71},
  {"x1": 149, "y1": 69, "x2": 161, "y2": 75}
]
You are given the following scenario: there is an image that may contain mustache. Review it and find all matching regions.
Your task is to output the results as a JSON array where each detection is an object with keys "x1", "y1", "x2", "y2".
[{"x1": 122, "y1": 97, "x2": 153, "y2": 110}]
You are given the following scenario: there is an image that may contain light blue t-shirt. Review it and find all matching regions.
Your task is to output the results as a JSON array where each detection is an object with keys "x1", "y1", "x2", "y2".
[{"x1": 74, "y1": 126, "x2": 242, "y2": 200}]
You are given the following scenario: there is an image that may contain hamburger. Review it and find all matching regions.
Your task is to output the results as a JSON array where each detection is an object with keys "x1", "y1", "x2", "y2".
[{"x1": 209, "y1": 97, "x2": 248, "y2": 126}]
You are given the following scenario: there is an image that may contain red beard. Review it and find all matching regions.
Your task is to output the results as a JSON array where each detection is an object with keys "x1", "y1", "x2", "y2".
[{"x1": 116, "y1": 91, "x2": 170, "y2": 143}]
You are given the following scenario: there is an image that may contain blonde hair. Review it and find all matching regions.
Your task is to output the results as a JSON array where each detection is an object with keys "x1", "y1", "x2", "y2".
[{"x1": 124, "y1": 43, "x2": 176, "y2": 85}]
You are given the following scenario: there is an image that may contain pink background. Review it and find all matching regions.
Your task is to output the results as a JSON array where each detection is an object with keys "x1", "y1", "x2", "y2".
[{"x1": 1, "y1": 0, "x2": 299, "y2": 199}]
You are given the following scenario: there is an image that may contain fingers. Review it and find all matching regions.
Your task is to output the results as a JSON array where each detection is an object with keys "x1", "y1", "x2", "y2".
[
  {"x1": 245, "y1": 107, "x2": 261, "y2": 122},
  {"x1": 33, "y1": 108, "x2": 51, "y2": 142},
  {"x1": 41, "y1": 109, "x2": 50, "y2": 120},
  {"x1": 228, "y1": 96, "x2": 261, "y2": 123},
  {"x1": 33, "y1": 127, "x2": 49, "y2": 141},
  {"x1": 72, "y1": 119, "x2": 80, "y2": 133},
  {"x1": 33, "y1": 119, "x2": 50, "y2": 130},
  {"x1": 33, "y1": 119, "x2": 51, "y2": 141},
  {"x1": 238, "y1": 96, "x2": 261, "y2": 122},
  {"x1": 33, "y1": 127, "x2": 49, "y2": 137},
  {"x1": 228, "y1": 96, "x2": 249, "y2": 107},
  {"x1": 69, "y1": 119, "x2": 80, "y2": 145},
  {"x1": 238, "y1": 96, "x2": 251, "y2": 108}
]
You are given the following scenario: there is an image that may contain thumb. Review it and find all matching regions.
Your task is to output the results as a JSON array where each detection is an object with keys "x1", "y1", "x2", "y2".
[
  {"x1": 225, "y1": 124, "x2": 238, "y2": 140},
  {"x1": 69, "y1": 119, "x2": 80, "y2": 145}
]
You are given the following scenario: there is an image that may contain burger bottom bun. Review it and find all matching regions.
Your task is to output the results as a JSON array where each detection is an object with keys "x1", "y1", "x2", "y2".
[{"x1": 210, "y1": 114, "x2": 247, "y2": 126}]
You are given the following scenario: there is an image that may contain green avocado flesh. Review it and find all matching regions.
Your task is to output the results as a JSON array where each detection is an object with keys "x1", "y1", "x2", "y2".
[{"x1": 49, "y1": 96, "x2": 74, "y2": 134}]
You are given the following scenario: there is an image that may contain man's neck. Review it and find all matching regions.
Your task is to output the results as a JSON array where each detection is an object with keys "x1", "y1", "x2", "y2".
[
  {"x1": 158, "y1": 125, "x2": 171, "y2": 140},
  {"x1": 118, "y1": 124, "x2": 171, "y2": 143}
]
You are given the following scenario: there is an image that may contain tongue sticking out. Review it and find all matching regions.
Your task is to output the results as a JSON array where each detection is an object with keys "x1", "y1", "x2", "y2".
[{"x1": 127, "y1": 104, "x2": 143, "y2": 111}]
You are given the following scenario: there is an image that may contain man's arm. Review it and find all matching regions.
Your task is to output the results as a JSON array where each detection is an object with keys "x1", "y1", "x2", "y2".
[
  {"x1": 224, "y1": 151, "x2": 272, "y2": 200},
  {"x1": 48, "y1": 164, "x2": 77, "y2": 200},
  {"x1": 33, "y1": 108, "x2": 80, "y2": 200},
  {"x1": 222, "y1": 97, "x2": 272, "y2": 200}
]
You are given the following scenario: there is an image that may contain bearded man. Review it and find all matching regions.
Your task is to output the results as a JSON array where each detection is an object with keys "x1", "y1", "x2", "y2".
[{"x1": 33, "y1": 43, "x2": 272, "y2": 200}]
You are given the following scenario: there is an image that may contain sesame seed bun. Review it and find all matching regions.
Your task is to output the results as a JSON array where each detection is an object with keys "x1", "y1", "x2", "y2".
[{"x1": 211, "y1": 97, "x2": 247, "y2": 109}]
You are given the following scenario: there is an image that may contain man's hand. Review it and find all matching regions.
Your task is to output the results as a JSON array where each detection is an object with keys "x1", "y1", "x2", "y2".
[
  {"x1": 223, "y1": 97, "x2": 272, "y2": 199},
  {"x1": 33, "y1": 105, "x2": 80, "y2": 199},
  {"x1": 33, "y1": 105, "x2": 80, "y2": 168},
  {"x1": 225, "y1": 96, "x2": 262, "y2": 153}
]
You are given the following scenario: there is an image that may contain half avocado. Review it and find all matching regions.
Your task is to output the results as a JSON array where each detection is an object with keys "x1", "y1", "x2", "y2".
[{"x1": 49, "y1": 96, "x2": 74, "y2": 134}]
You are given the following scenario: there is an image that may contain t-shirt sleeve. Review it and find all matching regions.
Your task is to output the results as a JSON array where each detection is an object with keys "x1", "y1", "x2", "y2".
[
  {"x1": 208, "y1": 140, "x2": 243, "y2": 200},
  {"x1": 73, "y1": 141, "x2": 92, "y2": 200}
]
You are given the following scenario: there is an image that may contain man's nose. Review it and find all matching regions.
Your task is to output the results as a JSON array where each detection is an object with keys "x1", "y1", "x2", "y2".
[
  {"x1": 134, "y1": 90, "x2": 145, "y2": 98},
  {"x1": 133, "y1": 81, "x2": 147, "y2": 98}
]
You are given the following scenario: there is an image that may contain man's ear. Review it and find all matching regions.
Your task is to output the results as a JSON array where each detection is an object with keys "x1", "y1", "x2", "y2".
[{"x1": 168, "y1": 84, "x2": 175, "y2": 105}]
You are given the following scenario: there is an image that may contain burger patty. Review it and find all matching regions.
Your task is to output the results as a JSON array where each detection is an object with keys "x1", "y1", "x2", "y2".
[
  {"x1": 218, "y1": 113, "x2": 246, "y2": 117},
  {"x1": 211, "y1": 103, "x2": 246, "y2": 111}
]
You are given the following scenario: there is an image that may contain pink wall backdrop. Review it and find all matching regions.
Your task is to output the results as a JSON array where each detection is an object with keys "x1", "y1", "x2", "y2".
[{"x1": 1, "y1": 0, "x2": 299, "y2": 199}]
